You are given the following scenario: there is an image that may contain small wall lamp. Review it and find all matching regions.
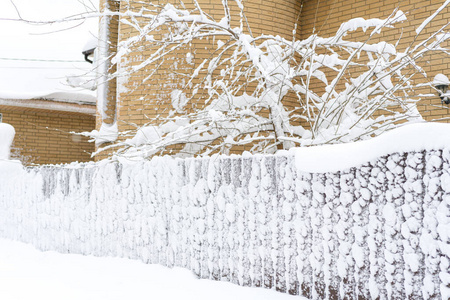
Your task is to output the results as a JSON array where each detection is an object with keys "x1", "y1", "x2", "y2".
[{"x1": 433, "y1": 74, "x2": 450, "y2": 104}]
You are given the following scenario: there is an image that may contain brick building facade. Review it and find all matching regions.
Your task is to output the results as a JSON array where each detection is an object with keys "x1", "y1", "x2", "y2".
[
  {"x1": 300, "y1": 0, "x2": 450, "y2": 121},
  {"x1": 0, "y1": 97, "x2": 95, "y2": 165},
  {"x1": 96, "y1": 0, "x2": 450, "y2": 158}
]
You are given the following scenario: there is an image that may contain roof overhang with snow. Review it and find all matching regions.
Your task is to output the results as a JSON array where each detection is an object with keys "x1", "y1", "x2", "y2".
[
  {"x1": 0, "y1": 91, "x2": 96, "y2": 116},
  {"x1": 0, "y1": 97, "x2": 96, "y2": 116}
]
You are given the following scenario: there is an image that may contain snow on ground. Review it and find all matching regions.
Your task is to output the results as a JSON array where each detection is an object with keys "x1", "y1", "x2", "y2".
[{"x1": 0, "y1": 238, "x2": 301, "y2": 300}]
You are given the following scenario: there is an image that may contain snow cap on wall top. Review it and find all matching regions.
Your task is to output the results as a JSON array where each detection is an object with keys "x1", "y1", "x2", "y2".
[
  {"x1": 292, "y1": 122, "x2": 450, "y2": 173},
  {"x1": 0, "y1": 123, "x2": 15, "y2": 160}
]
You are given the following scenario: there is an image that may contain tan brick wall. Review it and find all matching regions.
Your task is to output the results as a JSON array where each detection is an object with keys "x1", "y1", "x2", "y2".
[
  {"x1": 1, "y1": 108, "x2": 95, "y2": 165},
  {"x1": 97, "y1": 0, "x2": 449, "y2": 159},
  {"x1": 299, "y1": 0, "x2": 450, "y2": 123},
  {"x1": 100, "y1": 0, "x2": 303, "y2": 156},
  {"x1": 117, "y1": 0, "x2": 302, "y2": 126}
]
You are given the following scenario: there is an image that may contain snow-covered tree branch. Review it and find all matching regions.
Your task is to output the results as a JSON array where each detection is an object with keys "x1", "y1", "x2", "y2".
[{"x1": 61, "y1": 1, "x2": 450, "y2": 158}]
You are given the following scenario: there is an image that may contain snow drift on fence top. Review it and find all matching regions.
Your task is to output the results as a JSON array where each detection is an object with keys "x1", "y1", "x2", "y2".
[{"x1": 292, "y1": 122, "x2": 450, "y2": 173}]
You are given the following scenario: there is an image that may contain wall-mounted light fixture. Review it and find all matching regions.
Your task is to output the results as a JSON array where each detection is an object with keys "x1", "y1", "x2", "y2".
[
  {"x1": 82, "y1": 48, "x2": 95, "y2": 64},
  {"x1": 433, "y1": 74, "x2": 450, "y2": 104}
]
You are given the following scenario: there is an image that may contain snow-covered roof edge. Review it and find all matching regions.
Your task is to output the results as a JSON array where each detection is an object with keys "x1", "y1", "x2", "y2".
[
  {"x1": 0, "y1": 98, "x2": 96, "y2": 116},
  {"x1": 291, "y1": 122, "x2": 450, "y2": 173},
  {"x1": 0, "y1": 91, "x2": 96, "y2": 105}
]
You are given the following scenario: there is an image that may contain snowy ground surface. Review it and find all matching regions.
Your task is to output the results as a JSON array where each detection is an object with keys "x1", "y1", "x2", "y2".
[{"x1": 0, "y1": 238, "x2": 301, "y2": 300}]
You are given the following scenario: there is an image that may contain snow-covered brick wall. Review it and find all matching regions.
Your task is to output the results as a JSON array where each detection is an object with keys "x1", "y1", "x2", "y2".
[{"x1": 0, "y1": 124, "x2": 449, "y2": 299}]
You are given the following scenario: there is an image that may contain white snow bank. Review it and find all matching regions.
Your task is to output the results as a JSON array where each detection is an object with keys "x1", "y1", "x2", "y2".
[
  {"x1": 0, "y1": 91, "x2": 96, "y2": 104},
  {"x1": 0, "y1": 238, "x2": 299, "y2": 300},
  {"x1": 292, "y1": 122, "x2": 450, "y2": 173},
  {"x1": 0, "y1": 123, "x2": 22, "y2": 172},
  {"x1": 0, "y1": 123, "x2": 15, "y2": 160},
  {"x1": 0, "y1": 160, "x2": 23, "y2": 182}
]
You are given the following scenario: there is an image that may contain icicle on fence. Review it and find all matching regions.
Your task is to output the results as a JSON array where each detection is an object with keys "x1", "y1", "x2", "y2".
[{"x1": 0, "y1": 150, "x2": 449, "y2": 299}]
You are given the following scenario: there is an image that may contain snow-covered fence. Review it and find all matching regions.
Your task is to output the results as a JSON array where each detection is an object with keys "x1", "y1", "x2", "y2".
[{"x1": 0, "y1": 126, "x2": 449, "y2": 299}]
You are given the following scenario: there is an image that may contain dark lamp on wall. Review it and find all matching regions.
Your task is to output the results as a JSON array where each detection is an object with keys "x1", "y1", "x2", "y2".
[{"x1": 433, "y1": 74, "x2": 450, "y2": 104}]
